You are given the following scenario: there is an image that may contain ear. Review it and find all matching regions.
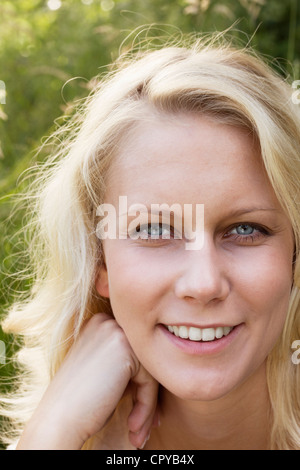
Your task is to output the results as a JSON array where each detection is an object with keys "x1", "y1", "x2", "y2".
[{"x1": 95, "y1": 263, "x2": 110, "y2": 298}]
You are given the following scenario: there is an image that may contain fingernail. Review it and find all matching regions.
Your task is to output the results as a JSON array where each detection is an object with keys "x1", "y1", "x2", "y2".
[{"x1": 139, "y1": 433, "x2": 150, "y2": 449}]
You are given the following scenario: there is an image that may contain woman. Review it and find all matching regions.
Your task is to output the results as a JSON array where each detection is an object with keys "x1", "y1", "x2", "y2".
[{"x1": 1, "y1": 32, "x2": 300, "y2": 450}]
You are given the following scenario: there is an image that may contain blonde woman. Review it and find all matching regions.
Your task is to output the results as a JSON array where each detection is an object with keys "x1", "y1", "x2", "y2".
[{"x1": 1, "y1": 32, "x2": 300, "y2": 450}]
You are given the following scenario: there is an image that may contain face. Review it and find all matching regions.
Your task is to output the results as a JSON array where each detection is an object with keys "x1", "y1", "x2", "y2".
[{"x1": 96, "y1": 113, "x2": 294, "y2": 401}]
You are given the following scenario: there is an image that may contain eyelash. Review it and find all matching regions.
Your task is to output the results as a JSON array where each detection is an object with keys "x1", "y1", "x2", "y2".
[
  {"x1": 223, "y1": 223, "x2": 270, "y2": 244},
  {"x1": 133, "y1": 223, "x2": 174, "y2": 241},
  {"x1": 131, "y1": 222, "x2": 270, "y2": 244}
]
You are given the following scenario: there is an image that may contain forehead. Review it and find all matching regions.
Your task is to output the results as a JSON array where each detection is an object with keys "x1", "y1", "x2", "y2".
[{"x1": 105, "y1": 113, "x2": 277, "y2": 206}]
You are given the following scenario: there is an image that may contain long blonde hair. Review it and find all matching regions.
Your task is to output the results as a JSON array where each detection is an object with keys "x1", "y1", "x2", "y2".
[{"x1": 1, "y1": 31, "x2": 300, "y2": 449}]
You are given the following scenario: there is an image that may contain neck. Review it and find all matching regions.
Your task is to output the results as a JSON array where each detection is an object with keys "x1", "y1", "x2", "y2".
[{"x1": 146, "y1": 361, "x2": 272, "y2": 450}]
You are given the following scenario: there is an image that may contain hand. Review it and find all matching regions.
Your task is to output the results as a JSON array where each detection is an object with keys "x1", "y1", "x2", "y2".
[{"x1": 17, "y1": 313, "x2": 159, "y2": 449}]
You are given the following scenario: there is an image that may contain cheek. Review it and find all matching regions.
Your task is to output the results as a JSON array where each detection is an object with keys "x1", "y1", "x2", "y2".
[
  {"x1": 235, "y1": 244, "x2": 293, "y2": 337},
  {"x1": 104, "y1": 244, "x2": 172, "y2": 327}
]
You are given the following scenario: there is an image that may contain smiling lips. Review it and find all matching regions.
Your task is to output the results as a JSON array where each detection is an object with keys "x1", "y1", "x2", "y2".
[{"x1": 166, "y1": 325, "x2": 234, "y2": 342}]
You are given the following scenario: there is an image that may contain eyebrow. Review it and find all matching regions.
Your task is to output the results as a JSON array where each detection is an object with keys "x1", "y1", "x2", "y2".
[
  {"x1": 226, "y1": 207, "x2": 281, "y2": 218},
  {"x1": 120, "y1": 204, "x2": 183, "y2": 218},
  {"x1": 123, "y1": 206, "x2": 280, "y2": 215},
  {"x1": 119, "y1": 205, "x2": 283, "y2": 225}
]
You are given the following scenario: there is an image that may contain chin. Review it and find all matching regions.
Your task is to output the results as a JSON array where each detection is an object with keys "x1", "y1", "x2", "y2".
[{"x1": 163, "y1": 378, "x2": 237, "y2": 402}]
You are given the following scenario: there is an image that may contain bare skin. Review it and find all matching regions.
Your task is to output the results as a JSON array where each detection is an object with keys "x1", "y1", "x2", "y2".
[
  {"x1": 144, "y1": 361, "x2": 271, "y2": 450},
  {"x1": 17, "y1": 313, "x2": 159, "y2": 450},
  {"x1": 17, "y1": 114, "x2": 294, "y2": 450}
]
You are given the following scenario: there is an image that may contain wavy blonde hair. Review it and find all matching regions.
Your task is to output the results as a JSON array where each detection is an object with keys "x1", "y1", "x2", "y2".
[{"x1": 1, "y1": 31, "x2": 300, "y2": 449}]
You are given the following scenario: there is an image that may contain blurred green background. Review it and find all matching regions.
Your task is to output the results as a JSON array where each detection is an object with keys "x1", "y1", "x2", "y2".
[{"x1": 0, "y1": 0, "x2": 299, "y2": 447}]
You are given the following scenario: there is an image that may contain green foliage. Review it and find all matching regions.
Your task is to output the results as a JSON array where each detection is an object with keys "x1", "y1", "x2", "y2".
[{"x1": 0, "y1": 0, "x2": 299, "y2": 447}]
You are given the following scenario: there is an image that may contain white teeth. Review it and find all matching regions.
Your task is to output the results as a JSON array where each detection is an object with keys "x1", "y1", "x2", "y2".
[
  {"x1": 166, "y1": 325, "x2": 234, "y2": 342},
  {"x1": 189, "y1": 327, "x2": 202, "y2": 341},
  {"x1": 215, "y1": 326, "x2": 224, "y2": 339},
  {"x1": 201, "y1": 328, "x2": 215, "y2": 342},
  {"x1": 223, "y1": 326, "x2": 231, "y2": 336},
  {"x1": 178, "y1": 325, "x2": 189, "y2": 339}
]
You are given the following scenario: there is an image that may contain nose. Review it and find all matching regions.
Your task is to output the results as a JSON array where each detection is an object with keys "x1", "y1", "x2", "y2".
[{"x1": 174, "y1": 239, "x2": 230, "y2": 304}]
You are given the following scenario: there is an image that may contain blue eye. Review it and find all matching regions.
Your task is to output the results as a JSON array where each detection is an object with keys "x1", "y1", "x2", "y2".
[
  {"x1": 135, "y1": 223, "x2": 172, "y2": 239},
  {"x1": 234, "y1": 224, "x2": 255, "y2": 235},
  {"x1": 146, "y1": 224, "x2": 163, "y2": 237},
  {"x1": 224, "y1": 223, "x2": 270, "y2": 244}
]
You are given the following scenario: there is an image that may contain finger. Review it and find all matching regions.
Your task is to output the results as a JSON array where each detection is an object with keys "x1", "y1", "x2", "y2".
[
  {"x1": 127, "y1": 366, "x2": 158, "y2": 448},
  {"x1": 151, "y1": 406, "x2": 161, "y2": 428},
  {"x1": 74, "y1": 312, "x2": 109, "y2": 336}
]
